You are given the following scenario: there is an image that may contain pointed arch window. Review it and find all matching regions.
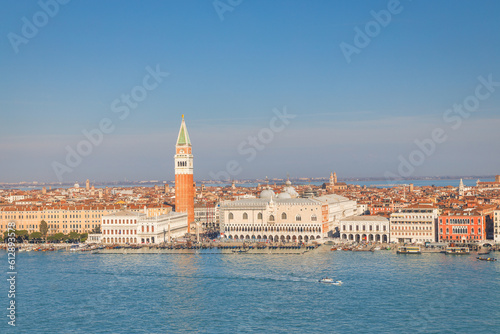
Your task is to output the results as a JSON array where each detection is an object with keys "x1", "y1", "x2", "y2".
[
  {"x1": 281, "y1": 212, "x2": 287, "y2": 220},
  {"x1": 311, "y1": 214, "x2": 317, "y2": 221},
  {"x1": 269, "y1": 215, "x2": 275, "y2": 222},
  {"x1": 257, "y1": 213, "x2": 263, "y2": 220},
  {"x1": 296, "y1": 215, "x2": 301, "y2": 222},
  {"x1": 243, "y1": 212, "x2": 248, "y2": 220},
  {"x1": 228, "y1": 212, "x2": 234, "y2": 220}
]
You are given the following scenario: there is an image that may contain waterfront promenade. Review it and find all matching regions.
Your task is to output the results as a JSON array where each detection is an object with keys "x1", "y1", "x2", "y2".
[{"x1": 4, "y1": 240, "x2": 498, "y2": 254}]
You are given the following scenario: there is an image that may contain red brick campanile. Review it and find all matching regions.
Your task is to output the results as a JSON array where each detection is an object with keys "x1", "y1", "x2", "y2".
[{"x1": 174, "y1": 115, "x2": 194, "y2": 233}]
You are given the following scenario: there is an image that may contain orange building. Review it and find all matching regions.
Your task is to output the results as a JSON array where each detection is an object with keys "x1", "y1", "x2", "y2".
[
  {"x1": 438, "y1": 211, "x2": 486, "y2": 242},
  {"x1": 174, "y1": 115, "x2": 195, "y2": 232}
]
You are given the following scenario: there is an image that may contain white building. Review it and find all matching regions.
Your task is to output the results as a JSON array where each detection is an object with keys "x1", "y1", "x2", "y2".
[
  {"x1": 101, "y1": 210, "x2": 188, "y2": 245},
  {"x1": 390, "y1": 206, "x2": 439, "y2": 243},
  {"x1": 340, "y1": 215, "x2": 390, "y2": 243},
  {"x1": 7, "y1": 195, "x2": 25, "y2": 203},
  {"x1": 314, "y1": 194, "x2": 358, "y2": 236},
  {"x1": 494, "y1": 210, "x2": 500, "y2": 244},
  {"x1": 219, "y1": 186, "x2": 358, "y2": 243},
  {"x1": 194, "y1": 204, "x2": 218, "y2": 231},
  {"x1": 86, "y1": 233, "x2": 102, "y2": 244}
]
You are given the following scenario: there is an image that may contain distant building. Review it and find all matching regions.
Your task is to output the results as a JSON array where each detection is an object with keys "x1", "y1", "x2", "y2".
[
  {"x1": 477, "y1": 175, "x2": 500, "y2": 189},
  {"x1": 494, "y1": 210, "x2": 500, "y2": 243},
  {"x1": 438, "y1": 211, "x2": 486, "y2": 242},
  {"x1": 219, "y1": 184, "x2": 358, "y2": 242},
  {"x1": 390, "y1": 206, "x2": 439, "y2": 243},
  {"x1": 101, "y1": 209, "x2": 188, "y2": 245},
  {"x1": 339, "y1": 215, "x2": 389, "y2": 243},
  {"x1": 325, "y1": 172, "x2": 347, "y2": 193},
  {"x1": 7, "y1": 195, "x2": 25, "y2": 203},
  {"x1": 175, "y1": 115, "x2": 195, "y2": 233},
  {"x1": 194, "y1": 203, "x2": 218, "y2": 231},
  {"x1": 458, "y1": 179, "x2": 465, "y2": 197},
  {"x1": 0, "y1": 205, "x2": 172, "y2": 236}
]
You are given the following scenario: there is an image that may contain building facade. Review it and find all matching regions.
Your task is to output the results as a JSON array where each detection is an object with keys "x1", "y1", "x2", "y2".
[
  {"x1": 438, "y1": 211, "x2": 486, "y2": 242},
  {"x1": 101, "y1": 210, "x2": 188, "y2": 244},
  {"x1": 194, "y1": 203, "x2": 218, "y2": 231},
  {"x1": 494, "y1": 210, "x2": 500, "y2": 244},
  {"x1": 220, "y1": 187, "x2": 358, "y2": 243},
  {"x1": 175, "y1": 115, "x2": 195, "y2": 232},
  {"x1": 340, "y1": 215, "x2": 390, "y2": 243},
  {"x1": 389, "y1": 206, "x2": 439, "y2": 243},
  {"x1": 0, "y1": 205, "x2": 171, "y2": 236}
]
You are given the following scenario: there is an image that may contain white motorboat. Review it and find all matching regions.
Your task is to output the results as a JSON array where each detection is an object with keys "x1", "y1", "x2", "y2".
[{"x1": 318, "y1": 278, "x2": 342, "y2": 286}]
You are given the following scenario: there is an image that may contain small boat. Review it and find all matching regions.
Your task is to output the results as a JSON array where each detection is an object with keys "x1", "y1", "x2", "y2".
[
  {"x1": 477, "y1": 257, "x2": 497, "y2": 262},
  {"x1": 330, "y1": 247, "x2": 338, "y2": 251},
  {"x1": 318, "y1": 278, "x2": 342, "y2": 286},
  {"x1": 232, "y1": 248, "x2": 249, "y2": 253},
  {"x1": 353, "y1": 248, "x2": 373, "y2": 252}
]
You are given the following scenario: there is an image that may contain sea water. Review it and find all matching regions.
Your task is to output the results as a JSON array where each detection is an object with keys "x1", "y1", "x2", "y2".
[{"x1": 0, "y1": 250, "x2": 499, "y2": 333}]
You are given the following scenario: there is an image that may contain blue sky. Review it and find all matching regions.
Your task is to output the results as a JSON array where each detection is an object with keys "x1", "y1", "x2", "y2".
[{"x1": 1, "y1": 0, "x2": 500, "y2": 183}]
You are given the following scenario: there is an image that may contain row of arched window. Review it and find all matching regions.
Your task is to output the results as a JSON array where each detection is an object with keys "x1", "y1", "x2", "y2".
[
  {"x1": 343, "y1": 225, "x2": 387, "y2": 232},
  {"x1": 228, "y1": 212, "x2": 317, "y2": 222},
  {"x1": 225, "y1": 226, "x2": 321, "y2": 233}
]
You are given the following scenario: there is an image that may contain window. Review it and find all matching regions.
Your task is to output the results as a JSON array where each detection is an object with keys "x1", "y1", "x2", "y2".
[
  {"x1": 311, "y1": 214, "x2": 317, "y2": 221},
  {"x1": 228, "y1": 213, "x2": 234, "y2": 220},
  {"x1": 257, "y1": 213, "x2": 263, "y2": 220},
  {"x1": 295, "y1": 215, "x2": 301, "y2": 222},
  {"x1": 281, "y1": 212, "x2": 287, "y2": 220},
  {"x1": 243, "y1": 213, "x2": 248, "y2": 220},
  {"x1": 269, "y1": 215, "x2": 275, "y2": 222}
]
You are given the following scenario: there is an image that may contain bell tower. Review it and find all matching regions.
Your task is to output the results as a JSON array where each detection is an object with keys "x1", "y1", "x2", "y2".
[{"x1": 175, "y1": 115, "x2": 194, "y2": 232}]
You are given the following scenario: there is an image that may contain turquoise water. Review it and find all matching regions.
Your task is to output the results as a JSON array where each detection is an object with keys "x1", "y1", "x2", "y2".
[{"x1": 1, "y1": 250, "x2": 499, "y2": 333}]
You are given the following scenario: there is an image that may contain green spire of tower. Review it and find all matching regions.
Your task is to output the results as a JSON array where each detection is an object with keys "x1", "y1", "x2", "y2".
[{"x1": 176, "y1": 115, "x2": 191, "y2": 146}]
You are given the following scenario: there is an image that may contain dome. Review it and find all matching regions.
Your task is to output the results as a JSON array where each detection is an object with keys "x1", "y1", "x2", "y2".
[
  {"x1": 283, "y1": 186, "x2": 299, "y2": 198},
  {"x1": 260, "y1": 189, "x2": 276, "y2": 199},
  {"x1": 277, "y1": 192, "x2": 291, "y2": 199},
  {"x1": 285, "y1": 179, "x2": 292, "y2": 186}
]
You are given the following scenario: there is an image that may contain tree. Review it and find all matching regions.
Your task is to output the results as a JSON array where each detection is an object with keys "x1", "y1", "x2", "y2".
[
  {"x1": 91, "y1": 225, "x2": 101, "y2": 234},
  {"x1": 16, "y1": 230, "x2": 29, "y2": 242},
  {"x1": 49, "y1": 233, "x2": 66, "y2": 243},
  {"x1": 29, "y1": 232, "x2": 42, "y2": 242},
  {"x1": 3, "y1": 230, "x2": 29, "y2": 243},
  {"x1": 80, "y1": 233, "x2": 88, "y2": 243},
  {"x1": 39, "y1": 220, "x2": 49, "y2": 240},
  {"x1": 3, "y1": 230, "x2": 13, "y2": 242},
  {"x1": 68, "y1": 232, "x2": 80, "y2": 242}
]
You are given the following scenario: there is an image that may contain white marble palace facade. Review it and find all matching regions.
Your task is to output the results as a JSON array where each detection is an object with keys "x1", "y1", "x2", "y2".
[
  {"x1": 220, "y1": 187, "x2": 358, "y2": 243},
  {"x1": 101, "y1": 210, "x2": 188, "y2": 245}
]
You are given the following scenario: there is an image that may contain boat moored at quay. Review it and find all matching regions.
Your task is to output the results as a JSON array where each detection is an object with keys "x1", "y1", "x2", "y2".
[
  {"x1": 397, "y1": 246, "x2": 421, "y2": 254},
  {"x1": 445, "y1": 246, "x2": 470, "y2": 255},
  {"x1": 90, "y1": 243, "x2": 320, "y2": 254}
]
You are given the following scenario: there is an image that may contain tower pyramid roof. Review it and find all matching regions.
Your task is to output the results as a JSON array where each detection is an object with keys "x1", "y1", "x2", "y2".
[{"x1": 176, "y1": 115, "x2": 191, "y2": 146}]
